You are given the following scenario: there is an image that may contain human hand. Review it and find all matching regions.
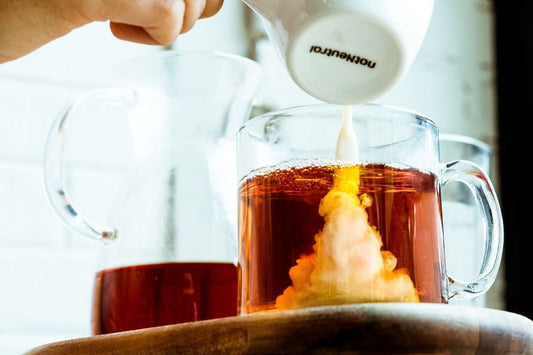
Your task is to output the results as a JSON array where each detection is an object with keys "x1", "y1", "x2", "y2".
[{"x1": 0, "y1": 0, "x2": 224, "y2": 63}]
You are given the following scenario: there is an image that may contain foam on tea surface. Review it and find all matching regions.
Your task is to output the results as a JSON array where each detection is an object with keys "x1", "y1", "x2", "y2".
[{"x1": 275, "y1": 106, "x2": 419, "y2": 310}]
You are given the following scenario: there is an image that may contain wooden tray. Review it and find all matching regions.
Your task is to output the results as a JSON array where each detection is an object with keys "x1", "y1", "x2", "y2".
[{"x1": 25, "y1": 303, "x2": 533, "y2": 354}]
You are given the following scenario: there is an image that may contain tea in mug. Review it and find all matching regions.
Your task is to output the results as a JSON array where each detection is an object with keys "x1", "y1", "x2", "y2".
[
  {"x1": 238, "y1": 163, "x2": 446, "y2": 314},
  {"x1": 92, "y1": 262, "x2": 238, "y2": 334}
]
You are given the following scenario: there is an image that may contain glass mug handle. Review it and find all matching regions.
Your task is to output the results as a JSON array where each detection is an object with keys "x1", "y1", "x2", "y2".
[
  {"x1": 43, "y1": 88, "x2": 137, "y2": 244},
  {"x1": 440, "y1": 159, "x2": 504, "y2": 300}
]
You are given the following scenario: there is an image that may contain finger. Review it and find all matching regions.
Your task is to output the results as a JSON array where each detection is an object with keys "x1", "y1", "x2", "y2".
[
  {"x1": 180, "y1": 0, "x2": 205, "y2": 34},
  {"x1": 200, "y1": 0, "x2": 224, "y2": 19},
  {"x1": 84, "y1": 0, "x2": 186, "y2": 46},
  {"x1": 109, "y1": 23, "x2": 160, "y2": 45}
]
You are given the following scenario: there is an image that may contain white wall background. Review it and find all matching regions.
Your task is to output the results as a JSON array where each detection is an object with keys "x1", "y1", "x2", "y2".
[{"x1": 0, "y1": 1, "x2": 499, "y2": 354}]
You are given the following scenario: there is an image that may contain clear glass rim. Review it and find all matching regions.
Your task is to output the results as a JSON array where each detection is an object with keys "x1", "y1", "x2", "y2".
[
  {"x1": 111, "y1": 49, "x2": 263, "y2": 76},
  {"x1": 245, "y1": 102, "x2": 438, "y2": 130}
]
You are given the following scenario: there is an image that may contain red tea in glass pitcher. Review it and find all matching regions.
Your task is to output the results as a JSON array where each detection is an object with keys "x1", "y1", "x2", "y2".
[
  {"x1": 42, "y1": 52, "x2": 262, "y2": 335},
  {"x1": 91, "y1": 262, "x2": 238, "y2": 334}
]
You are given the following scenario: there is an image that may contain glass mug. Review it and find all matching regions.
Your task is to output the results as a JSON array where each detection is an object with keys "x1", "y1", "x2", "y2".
[
  {"x1": 43, "y1": 51, "x2": 262, "y2": 334},
  {"x1": 236, "y1": 103, "x2": 503, "y2": 314}
]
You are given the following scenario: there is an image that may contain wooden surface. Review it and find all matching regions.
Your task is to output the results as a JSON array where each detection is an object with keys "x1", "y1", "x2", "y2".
[{"x1": 25, "y1": 303, "x2": 533, "y2": 354}]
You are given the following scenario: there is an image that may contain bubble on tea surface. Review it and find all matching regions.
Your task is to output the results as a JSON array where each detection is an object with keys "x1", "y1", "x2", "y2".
[{"x1": 275, "y1": 106, "x2": 419, "y2": 310}]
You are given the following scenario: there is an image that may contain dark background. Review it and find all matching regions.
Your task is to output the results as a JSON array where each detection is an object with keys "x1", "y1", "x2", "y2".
[{"x1": 494, "y1": 2, "x2": 533, "y2": 320}]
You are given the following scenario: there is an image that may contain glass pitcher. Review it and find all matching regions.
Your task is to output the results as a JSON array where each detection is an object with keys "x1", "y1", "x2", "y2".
[{"x1": 43, "y1": 51, "x2": 262, "y2": 334}]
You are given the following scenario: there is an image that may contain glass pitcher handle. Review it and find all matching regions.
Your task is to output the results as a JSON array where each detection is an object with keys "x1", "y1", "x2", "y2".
[
  {"x1": 43, "y1": 88, "x2": 136, "y2": 244},
  {"x1": 441, "y1": 159, "x2": 504, "y2": 300}
]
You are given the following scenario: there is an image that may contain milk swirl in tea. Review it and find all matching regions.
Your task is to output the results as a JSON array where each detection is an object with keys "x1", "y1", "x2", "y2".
[
  {"x1": 274, "y1": 106, "x2": 419, "y2": 310},
  {"x1": 238, "y1": 106, "x2": 446, "y2": 314}
]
